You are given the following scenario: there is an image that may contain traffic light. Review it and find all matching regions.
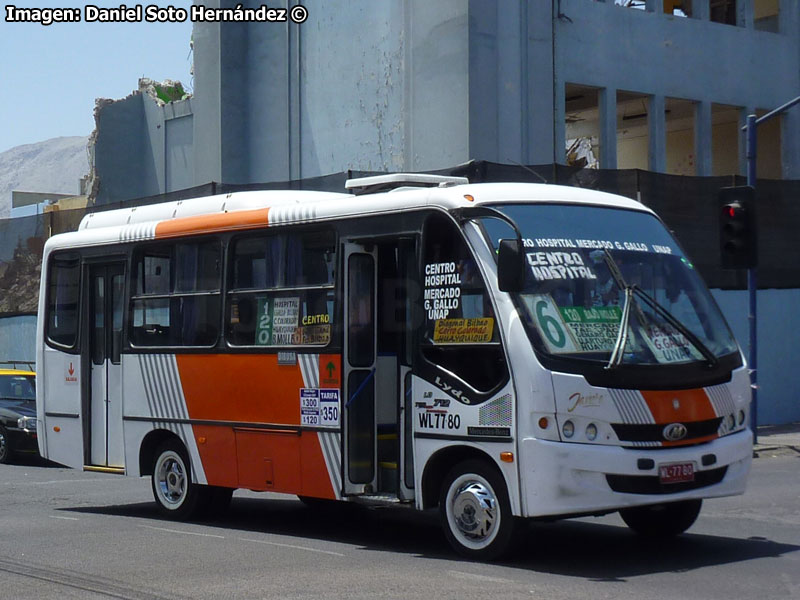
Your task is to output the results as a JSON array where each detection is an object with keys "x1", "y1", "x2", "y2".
[{"x1": 718, "y1": 186, "x2": 757, "y2": 269}]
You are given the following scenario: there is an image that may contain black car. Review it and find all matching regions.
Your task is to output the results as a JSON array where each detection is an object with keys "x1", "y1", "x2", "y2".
[{"x1": 0, "y1": 369, "x2": 38, "y2": 464}]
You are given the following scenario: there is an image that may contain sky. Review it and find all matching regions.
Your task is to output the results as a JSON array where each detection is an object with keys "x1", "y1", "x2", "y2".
[{"x1": 0, "y1": 1, "x2": 194, "y2": 153}]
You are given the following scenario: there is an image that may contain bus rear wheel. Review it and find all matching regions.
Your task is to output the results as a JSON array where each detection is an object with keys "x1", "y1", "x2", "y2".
[
  {"x1": 439, "y1": 459, "x2": 515, "y2": 561},
  {"x1": 619, "y1": 499, "x2": 702, "y2": 537},
  {"x1": 151, "y1": 441, "x2": 203, "y2": 520}
]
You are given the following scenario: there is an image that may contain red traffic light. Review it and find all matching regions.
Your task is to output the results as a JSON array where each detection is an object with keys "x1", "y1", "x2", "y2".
[
  {"x1": 718, "y1": 187, "x2": 757, "y2": 269},
  {"x1": 723, "y1": 201, "x2": 745, "y2": 219}
]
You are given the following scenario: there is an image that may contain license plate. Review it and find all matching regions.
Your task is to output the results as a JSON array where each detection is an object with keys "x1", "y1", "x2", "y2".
[{"x1": 658, "y1": 462, "x2": 695, "y2": 484}]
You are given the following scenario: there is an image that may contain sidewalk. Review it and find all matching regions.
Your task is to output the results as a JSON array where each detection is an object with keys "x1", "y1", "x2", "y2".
[{"x1": 753, "y1": 422, "x2": 800, "y2": 457}]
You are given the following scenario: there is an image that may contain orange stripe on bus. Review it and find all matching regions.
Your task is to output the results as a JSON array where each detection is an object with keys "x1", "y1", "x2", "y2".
[
  {"x1": 176, "y1": 354, "x2": 305, "y2": 424},
  {"x1": 640, "y1": 388, "x2": 717, "y2": 423},
  {"x1": 179, "y1": 354, "x2": 339, "y2": 497},
  {"x1": 154, "y1": 207, "x2": 270, "y2": 238}
]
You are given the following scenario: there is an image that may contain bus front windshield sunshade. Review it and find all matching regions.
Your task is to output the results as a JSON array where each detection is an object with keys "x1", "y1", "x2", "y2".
[{"x1": 481, "y1": 204, "x2": 739, "y2": 367}]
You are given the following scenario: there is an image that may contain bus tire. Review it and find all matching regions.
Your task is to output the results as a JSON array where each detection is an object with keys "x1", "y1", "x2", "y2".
[
  {"x1": 619, "y1": 499, "x2": 702, "y2": 537},
  {"x1": 439, "y1": 459, "x2": 515, "y2": 561},
  {"x1": 151, "y1": 440, "x2": 203, "y2": 520},
  {"x1": 203, "y1": 486, "x2": 233, "y2": 518}
]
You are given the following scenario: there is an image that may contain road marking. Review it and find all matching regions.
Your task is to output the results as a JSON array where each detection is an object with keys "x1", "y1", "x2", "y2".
[
  {"x1": 238, "y1": 537, "x2": 345, "y2": 557},
  {"x1": 139, "y1": 525, "x2": 225, "y2": 539},
  {"x1": 49, "y1": 515, "x2": 79, "y2": 521},
  {"x1": 447, "y1": 570, "x2": 514, "y2": 584}
]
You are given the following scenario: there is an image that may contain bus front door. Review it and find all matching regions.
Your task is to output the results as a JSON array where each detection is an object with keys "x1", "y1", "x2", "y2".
[
  {"x1": 86, "y1": 263, "x2": 125, "y2": 468},
  {"x1": 342, "y1": 243, "x2": 378, "y2": 495}
]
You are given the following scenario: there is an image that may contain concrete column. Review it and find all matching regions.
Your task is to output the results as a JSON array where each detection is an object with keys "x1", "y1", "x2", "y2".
[
  {"x1": 780, "y1": 0, "x2": 800, "y2": 36},
  {"x1": 526, "y1": 0, "x2": 556, "y2": 165},
  {"x1": 191, "y1": 19, "x2": 223, "y2": 184},
  {"x1": 288, "y1": 19, "x2": 301, "y2": 180},
  {"x1": 553, "y1": 78, "x2": 566, "y2": 167},
  {"x1": 690, "y1": 0, "x2": 709, "y2": 20},
  {"x1": 737, "y1": 0, "x2": 754, "y2": 28},
  {"x1": 648, "y1": 95, "x2": 666, "y2": 173},
  {"x1": 694, "y1": 100, "x2": 712, "y2": 176},
  {"x1": 599, "y1": 87, "x2": 617, "y2": 169}
]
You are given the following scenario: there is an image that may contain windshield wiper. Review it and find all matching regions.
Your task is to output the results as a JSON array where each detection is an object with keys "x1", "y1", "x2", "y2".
[
  {"x1": 606, "y1": 285, "x2": 634, "y2": 369},
  {"x1": 601, "y1": 250, "x2": 718, "y2": 370},
  {"x1": 603, "y1": 250, "x2": 644, "y2": 370}
]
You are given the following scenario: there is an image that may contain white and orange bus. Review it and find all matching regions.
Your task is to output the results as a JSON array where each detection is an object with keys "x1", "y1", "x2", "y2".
[{"x1": 36, "y1": 174, "x2": 752, "y2": 559}]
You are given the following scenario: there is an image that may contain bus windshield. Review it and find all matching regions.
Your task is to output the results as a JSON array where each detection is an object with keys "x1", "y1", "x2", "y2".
[{"x1": 481, "y1": 203, "x2": 739, "y2": 367}]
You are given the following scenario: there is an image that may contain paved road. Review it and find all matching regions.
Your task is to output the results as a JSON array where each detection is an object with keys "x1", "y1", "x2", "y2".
[{"x1": 1, "y1": 452, "x2": 798, "y2": 600}]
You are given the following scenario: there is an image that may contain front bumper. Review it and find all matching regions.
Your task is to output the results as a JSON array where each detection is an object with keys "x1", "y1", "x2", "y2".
[
  {"x1": 6, "y1": 427, "x2": 39, "y2": 453},
  {"x1": 519, "y1": 429, "x2": 752, "y2": 517}
]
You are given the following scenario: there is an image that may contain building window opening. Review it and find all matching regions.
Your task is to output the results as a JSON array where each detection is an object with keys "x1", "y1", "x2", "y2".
[
  {"x1": 565, "y1": 83, "x2": 600, "y2": 169},
  {"x1": 662, "y1": 1, "x2": 690, "y2": 16},
  {"x1": 754, "y1": 0, "x2": 779, "y2": 32},
  {"x1": 616, "y1": 91, "x2": 651, "y2": 170},
  {"x1": 710, "y1": 0, "x2": 736, "y2": 25}
]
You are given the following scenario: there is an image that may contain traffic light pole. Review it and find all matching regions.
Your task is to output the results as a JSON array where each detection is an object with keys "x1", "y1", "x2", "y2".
[
  {"x1": 742, "y1": 95, "x2": 800, "y2": 444},
  {"x1": 744, "y1": 114, "x2": 758, "y2": 444}
]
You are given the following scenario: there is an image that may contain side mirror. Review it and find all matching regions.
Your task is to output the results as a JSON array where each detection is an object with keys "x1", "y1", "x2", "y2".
[{"x1": 497, "y1": 239, "x2": 525, "y2": 292}]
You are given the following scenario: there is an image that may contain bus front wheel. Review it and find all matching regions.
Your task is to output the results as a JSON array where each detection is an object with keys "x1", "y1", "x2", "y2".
[
  {"x1": 151, "y1": 441, "x2": 203, "y2": 520},
  {"x1": 619, "y1": 499, "x2": 702, "y2": 537},
  {"x1": 439, "y1": 459, "x2": 515, "y2": 560}
]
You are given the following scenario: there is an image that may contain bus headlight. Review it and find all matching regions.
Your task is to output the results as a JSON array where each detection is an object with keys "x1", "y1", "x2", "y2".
[
  {"x1": 585, "y1": 423, "x2": 598, "y2": 441},
  {"x1": 738, "y1": 410, "x2": 746, "y2": 426},
  {"x1": 562, "y1": 420, "x2": 575, "y2": 439}
]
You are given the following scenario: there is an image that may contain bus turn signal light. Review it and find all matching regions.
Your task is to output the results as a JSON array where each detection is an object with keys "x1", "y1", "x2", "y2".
[{"x1": 500, "y1": 452, "x2": 514, "y2": 463}]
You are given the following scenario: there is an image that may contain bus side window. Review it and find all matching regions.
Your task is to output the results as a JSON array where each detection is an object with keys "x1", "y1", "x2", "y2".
[
  {"x1": 46, "y1": 253, "x2": 81, "y2": 349},
  {"x1": 130, "y1": 241, "x2": 221, "y2": 347},
  {"x1": 420, "y1": 215, "x2": 507, "y2": 393},
  {"x1": 226, "y1": 230, "x2": 335, "y2": 348}
]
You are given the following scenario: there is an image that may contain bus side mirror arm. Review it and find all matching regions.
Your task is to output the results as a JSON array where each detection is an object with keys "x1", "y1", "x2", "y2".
[{"x1": 498, "y1": 239, "x2": 524, "y2": 292}]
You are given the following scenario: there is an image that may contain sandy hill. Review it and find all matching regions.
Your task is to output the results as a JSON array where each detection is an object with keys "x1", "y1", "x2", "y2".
[{"x1": 0, "y1": 136, "x2": 89, "y2": 217}]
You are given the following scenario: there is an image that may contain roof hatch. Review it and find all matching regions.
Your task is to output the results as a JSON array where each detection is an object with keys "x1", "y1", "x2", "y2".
[{"x1": 345, "y1": 173, "x2": 469, "y2": 195}]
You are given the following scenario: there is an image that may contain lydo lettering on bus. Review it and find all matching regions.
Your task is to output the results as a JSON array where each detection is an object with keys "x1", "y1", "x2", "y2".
[{"x1": 527, "y1": 251, "x2": 597, "y2": 281}]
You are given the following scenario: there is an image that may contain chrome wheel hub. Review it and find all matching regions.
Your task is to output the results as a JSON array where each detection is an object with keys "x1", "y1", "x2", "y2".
[
  {"x1": 156, "y1": 452, "x2": 187, "y2": 507},
  {"x1": 450, "y1": 480, "x2": 497, "y2": 542}
]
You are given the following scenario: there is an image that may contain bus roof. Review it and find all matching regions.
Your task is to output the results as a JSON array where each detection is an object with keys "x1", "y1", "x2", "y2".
[{"x1": 46, "y1": 182, "x2": 652, "y2": 251}]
